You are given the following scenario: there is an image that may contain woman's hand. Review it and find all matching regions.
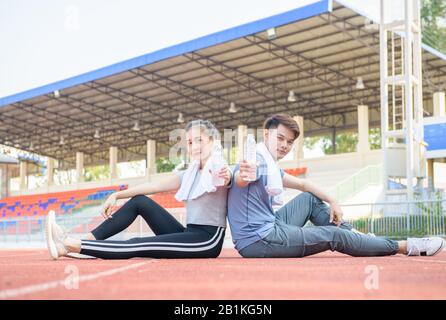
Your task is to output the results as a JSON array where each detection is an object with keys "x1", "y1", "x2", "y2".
[
  {"x1": 102, "y1": 193, "x2": 117, "y2": 219},
  {"x1": 218, "y1": 165, "x2": 232, "y2": 186}
]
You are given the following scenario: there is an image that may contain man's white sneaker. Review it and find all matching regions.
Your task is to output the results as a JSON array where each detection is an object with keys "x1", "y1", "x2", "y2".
[
  {"x1": 407, "y1": 237, "x2": 445, "y2": 256},
  {"x1": 45, "y1": 210, "x2": 68, "y2": 260}
]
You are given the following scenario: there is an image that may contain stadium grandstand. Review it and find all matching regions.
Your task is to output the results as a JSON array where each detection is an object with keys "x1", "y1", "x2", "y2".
[{"x1": 1, "y1": 0, "x2": 445, "y2": 246}]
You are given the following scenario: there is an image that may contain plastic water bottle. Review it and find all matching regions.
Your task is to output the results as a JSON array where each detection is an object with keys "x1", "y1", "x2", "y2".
[
  {"x1": 211, "y1": 140, "x2": 226, "y2": 187},
  {"x1": 244, "y1": 134, "x2": 257, "y2": 181}
]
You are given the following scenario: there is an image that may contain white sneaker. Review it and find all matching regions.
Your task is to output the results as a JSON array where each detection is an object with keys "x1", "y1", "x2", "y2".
[
  {"x1": 407, "y1": 237, "x2": 445, "y2": 256},
  {"x1": 66, "y1": 252, "x2": 97, "y2": 259},
  {"x1": 51, "y1": 217, "x2": 97, "y2": 259},
  {"x1": 45, "y1": 210, "x2": 68, "y2": 260}
]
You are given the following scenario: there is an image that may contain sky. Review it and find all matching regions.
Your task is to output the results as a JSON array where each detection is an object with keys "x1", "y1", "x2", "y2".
[
  {"x1": 0, "y1": 0, "x2": 409, "y2": 99},
  {"x1": 0, "y1": 0, "x2": 318, "y2": 98}
]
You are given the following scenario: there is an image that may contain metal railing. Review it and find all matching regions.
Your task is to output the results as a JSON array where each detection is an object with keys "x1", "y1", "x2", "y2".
[
  {"x1": 0, "y1": 213, "x2": 154, "y2": 244},
  {"x1": 329, "y1": 164, "x2": 383, "y2": 203},
  {"x1": 341, "y1": 199, "x2": 446, "y2": 239}
]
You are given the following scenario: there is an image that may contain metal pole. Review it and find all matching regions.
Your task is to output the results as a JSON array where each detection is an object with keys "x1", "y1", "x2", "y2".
[{"x1": 380, "y1": 0, "x2": 389, "y2": 200}]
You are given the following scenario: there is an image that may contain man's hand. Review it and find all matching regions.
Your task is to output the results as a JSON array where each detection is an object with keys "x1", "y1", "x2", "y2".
[
  {"x1": 329, "y1": 202, "x2": 343, "y2": 226},
  {"x1": 239, "y1": 160, "x2": 257, "y2": 181}
]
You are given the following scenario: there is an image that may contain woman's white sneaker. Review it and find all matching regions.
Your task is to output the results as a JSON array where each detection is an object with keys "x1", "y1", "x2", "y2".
[
  {"x1": 45, "y1": 210, "x2": 68, "y2": 260},
  {"x1": 51, "y1": 221, "x2": 96, "y2": 259},
  {"x1": 45, "y1": 210, "x2": 58, "y2": 260},
  {"x1": 407, "y1": 237, "x2": 445, "y2": 256}
]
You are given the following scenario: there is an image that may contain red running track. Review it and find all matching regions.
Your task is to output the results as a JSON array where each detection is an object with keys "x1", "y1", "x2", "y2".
[{"x1": 1, "y1": 248, "x2": 445, "y2": 300}]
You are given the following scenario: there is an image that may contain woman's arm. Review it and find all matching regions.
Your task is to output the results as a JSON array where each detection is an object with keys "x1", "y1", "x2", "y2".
[
  {"x1": 102, "y1": 174, "x2": 181, "y2": 219},
  {"x1": 115, "y1": 174, "x2": 181, "y2": 200}
]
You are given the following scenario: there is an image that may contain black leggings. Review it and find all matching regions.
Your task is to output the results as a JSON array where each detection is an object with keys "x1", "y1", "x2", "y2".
[{"x1": 80, "y1": 195, "x2": 225, "y2": 260}]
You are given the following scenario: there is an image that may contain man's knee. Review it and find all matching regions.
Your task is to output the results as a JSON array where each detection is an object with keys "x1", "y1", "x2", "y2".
[
  {"x1": 294, "y1": 192, "x2": 314, "y2": 201},
  {"x1": 293, "y1": 192, "x2": 321, "y2": 206}
]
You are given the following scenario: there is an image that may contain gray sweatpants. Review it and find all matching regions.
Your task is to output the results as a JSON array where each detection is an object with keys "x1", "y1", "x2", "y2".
[{"x1": 239, "y1": 192, "x2": 400, "y2": 258}]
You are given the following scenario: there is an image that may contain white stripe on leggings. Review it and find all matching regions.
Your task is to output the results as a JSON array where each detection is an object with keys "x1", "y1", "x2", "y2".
[
  {"x1": 81, "y1": 228, "x2": 224, "y2": 253},
  {"x1": 81, "y1": 227, "x2": 223, "y2": 247}
]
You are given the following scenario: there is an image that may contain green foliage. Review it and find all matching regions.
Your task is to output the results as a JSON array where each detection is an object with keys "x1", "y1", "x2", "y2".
[
  {"x1": 304, "y1": 127, "x2": 382, "y2": 155},
  {"x1": 347, "y1": 214, "x2": 446, "y2": 240},
  {"x1": 85, "y1": 165, "x2": 110, "y2": 182},
  {"x1": 421, "y1": 0, "x2": 446, "y2": 54},
  {"x1": 369, "y1": 127, "x2": 381, "y2": 150},
  {"x1": 304, "y1": 133, "x2": 358, "y2": 155},
  {"x1": 156, "y1": 157, "x2": 180, "y2": 173}
]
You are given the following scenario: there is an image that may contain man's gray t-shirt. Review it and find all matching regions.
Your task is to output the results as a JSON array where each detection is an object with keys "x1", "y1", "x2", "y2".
[
  {"x1": 227, "y1": 154, "x2": 285, "y2": 251},
  {"x1": 176, "y1": 170, "x2": 228, "y2": 228}
]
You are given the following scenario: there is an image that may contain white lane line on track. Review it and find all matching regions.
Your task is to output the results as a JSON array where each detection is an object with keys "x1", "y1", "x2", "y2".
[
  {"x1": 390, "y1": 256, "x2": 446, "y2": 264},
  {"x1": 0, "y1": 252, "x2": 47, "y2": 259},
  {"x1": 0, "y1": 261, "x2": 148, "y2": 299}
]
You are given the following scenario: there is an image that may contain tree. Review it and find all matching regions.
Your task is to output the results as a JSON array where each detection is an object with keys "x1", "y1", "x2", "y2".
[
  {"x1": 369, "y1": 127, "x2": 381, "y2": 150},
  {"x1": 421, "y1": 0, "x2": 446, "y2": 54},
  {"x1": 156, "y1": 157, "x2": 180, "y2": 173},
  {"x1": 304, "y1": 127, "x2": 381, "y2": 155},
  {"x1": 304, "y1": 133, "x2": 358, "y2": 155},
  {"x1": 85, "y1": 165, "x2": 110, "y2": 182}
]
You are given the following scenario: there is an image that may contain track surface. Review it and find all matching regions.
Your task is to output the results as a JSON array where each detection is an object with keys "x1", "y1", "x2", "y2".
[{"x1": 1, "y1": 248, "x2": 446, "y2": 299}]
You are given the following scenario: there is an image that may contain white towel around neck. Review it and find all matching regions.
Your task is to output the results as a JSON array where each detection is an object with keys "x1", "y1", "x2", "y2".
[
  {"x1": 256, "y1": 142, "x2": 284, "y2": 210},
  {"x1": 174, "y1": 158, "x2": 216, "y2": 201}
]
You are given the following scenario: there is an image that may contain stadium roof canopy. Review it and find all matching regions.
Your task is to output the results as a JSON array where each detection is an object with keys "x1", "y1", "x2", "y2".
[{"x1": 0, "y1": 0, "x2": 445, "y2": 168}]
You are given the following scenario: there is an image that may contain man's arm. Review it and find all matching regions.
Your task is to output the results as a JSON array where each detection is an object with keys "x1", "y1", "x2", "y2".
[{"x1": 282, "y1": 173, "x2": 343, "y2": 225}]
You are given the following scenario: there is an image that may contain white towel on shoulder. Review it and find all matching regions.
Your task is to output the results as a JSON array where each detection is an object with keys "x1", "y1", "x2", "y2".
[
  {"x1": 174, "y1": 158, "x2": 216, "y2": 201},
  {"x1": 256, "y1": 142, "x2": 284, "y2": 210}
]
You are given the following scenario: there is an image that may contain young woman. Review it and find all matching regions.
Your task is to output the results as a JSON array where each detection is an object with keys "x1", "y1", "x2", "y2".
[{"x1": 45, "y1": 119, "x2": 231, "y2": 260}]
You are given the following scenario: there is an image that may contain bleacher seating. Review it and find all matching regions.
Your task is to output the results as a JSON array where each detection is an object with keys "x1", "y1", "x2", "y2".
[
  {"x1": 283, "y1": 167, "x2": 307, "y2": 176},
  {"x1": 0, "y1": 185, "x2": 127, "y2": 219}
]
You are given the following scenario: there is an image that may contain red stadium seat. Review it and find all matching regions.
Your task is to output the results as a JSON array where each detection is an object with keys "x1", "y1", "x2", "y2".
[
  {"x1": 283, "y1": 167, "x2": 307, "y2": 177},
  {"x1": 0, "y1": 185, "x2": 128, "y2": 219}
]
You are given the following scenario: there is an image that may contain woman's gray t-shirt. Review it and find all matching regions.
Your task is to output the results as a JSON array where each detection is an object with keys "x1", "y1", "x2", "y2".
[{"x1": 175, "y1": 170, "x2": 228, "y2": 228}]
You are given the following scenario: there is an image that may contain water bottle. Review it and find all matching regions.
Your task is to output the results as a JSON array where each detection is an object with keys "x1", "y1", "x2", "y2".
[
  {"x1": 211, "y1": 140, "x2": 226, "y2": 187},
  {"x1": 244, "y1": 134, "x2": 257, "y2": 181}
]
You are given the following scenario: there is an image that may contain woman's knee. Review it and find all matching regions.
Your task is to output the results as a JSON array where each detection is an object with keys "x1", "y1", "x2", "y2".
[
  {"x1": 130, "y1": 194, "x2": 149, "y2": 202},
  {"x1": 129, "y1": 194, "x2": 157, "y2": 208}
]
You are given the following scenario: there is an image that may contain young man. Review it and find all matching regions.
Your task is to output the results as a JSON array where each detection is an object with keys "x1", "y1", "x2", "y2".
[{"x1": 228, "y1": 113, "x2": 445, "y2": 258}]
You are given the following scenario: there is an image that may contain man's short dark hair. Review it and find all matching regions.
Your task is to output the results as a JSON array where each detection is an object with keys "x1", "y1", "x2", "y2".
[{"x1": 263, "y1": 113, "x2": 300, "y2": 140}]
